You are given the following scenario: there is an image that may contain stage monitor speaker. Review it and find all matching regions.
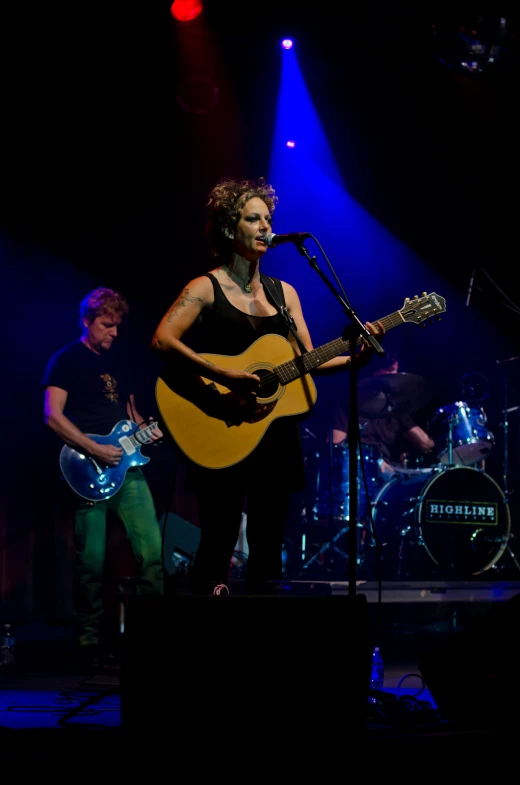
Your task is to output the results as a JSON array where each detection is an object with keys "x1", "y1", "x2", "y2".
[
  {"x1": 419, "y1": 593, "x2": 520, "y2": 730},
  {"x1": 159, "y1": 512, "x2": 200, "y2": 576},
  {"x1": 120, "y1": 592, "x2": 372, "y2": 740}
]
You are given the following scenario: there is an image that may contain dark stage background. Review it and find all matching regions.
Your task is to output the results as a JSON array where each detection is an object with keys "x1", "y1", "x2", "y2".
[{"x1": 1, "y1": 2, "x2": 519, "y2": 622}]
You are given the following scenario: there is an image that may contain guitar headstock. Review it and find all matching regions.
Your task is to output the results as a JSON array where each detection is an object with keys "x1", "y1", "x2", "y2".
[{"x1": 399, "y1": 292, "x2": 446, "y2": 326}]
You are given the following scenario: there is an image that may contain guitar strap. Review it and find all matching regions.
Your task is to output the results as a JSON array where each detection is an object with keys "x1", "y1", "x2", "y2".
[{"x1": 261, "y1": 275, "x2": 308, "y2": 355}]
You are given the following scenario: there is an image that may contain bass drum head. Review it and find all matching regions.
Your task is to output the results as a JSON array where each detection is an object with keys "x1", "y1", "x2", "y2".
[
  {"x1": 417, "y1": 467, "x2": 510, "y2": 575},
  {"x1": 371, "y1": 466, "x2": 510, "y2": 579}
]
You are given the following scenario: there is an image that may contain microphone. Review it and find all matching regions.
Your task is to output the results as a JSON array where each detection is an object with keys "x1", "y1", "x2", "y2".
[
  {"x1": 264, "y1": 232, "x2": 311, "y2": 247},
  {"x1": 465, "y1": 268, "x2": 476, "y2": 307}
]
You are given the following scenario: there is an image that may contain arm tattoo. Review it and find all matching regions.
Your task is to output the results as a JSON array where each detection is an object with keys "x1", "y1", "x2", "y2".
[{"x1": 166, "y1": 288, "x2": 204, "y2": 323}]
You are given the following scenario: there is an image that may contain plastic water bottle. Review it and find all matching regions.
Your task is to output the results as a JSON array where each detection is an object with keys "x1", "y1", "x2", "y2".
[
  {"x1": 0, "y1": 624, "x2": 16, "y2": 669},
  {"x1": 370, "y1": 646, "x2": 384, "y2": 690}
]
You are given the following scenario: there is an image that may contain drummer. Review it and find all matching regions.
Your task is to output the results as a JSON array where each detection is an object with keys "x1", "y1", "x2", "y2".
[{"x1": 329, "y1": 351, "x2": 436, "y2": 482}]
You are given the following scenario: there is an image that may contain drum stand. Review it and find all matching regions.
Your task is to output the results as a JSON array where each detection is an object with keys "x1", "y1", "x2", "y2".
[
  {"x1": 497, "y1": 353, "x2": 520, "y2": 497},
  {"x1": 446, "y1": 412, "x2": 456, "y2": 467},
  {"x1": 298, "y1": 521, "x2": 365, "y2": 577},
  {"x1": 495, "y1": 354, "x2": 520, "y2": 575}
]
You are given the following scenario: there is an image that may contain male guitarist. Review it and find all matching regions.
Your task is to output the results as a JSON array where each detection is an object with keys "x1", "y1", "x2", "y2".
[
  {"x1": 151, "y1": 176, "x2": 385, "y2": 596},
  {"x1": 42, "y1": 287, "x2": 163, "y2": 667}
]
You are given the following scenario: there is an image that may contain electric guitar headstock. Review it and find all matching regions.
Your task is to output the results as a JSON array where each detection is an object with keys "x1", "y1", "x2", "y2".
[{"x1": 399, "y1": 292, "x2": 446, "y2": 327}]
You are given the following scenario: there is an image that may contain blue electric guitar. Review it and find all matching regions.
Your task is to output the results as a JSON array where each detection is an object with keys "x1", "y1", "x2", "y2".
[{"x1": 59, "y1": 420, "x2": 160, "y2": 503}]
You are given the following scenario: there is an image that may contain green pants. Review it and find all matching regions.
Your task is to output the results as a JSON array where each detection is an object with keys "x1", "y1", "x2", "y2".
[{"x1": 74, "y1": 468, "x2": 164, "y2": 647}]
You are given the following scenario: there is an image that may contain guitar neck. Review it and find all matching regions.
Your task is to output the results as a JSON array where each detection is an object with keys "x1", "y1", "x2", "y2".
[
  {"x1": 275, "y1": 308, "x2": 405, "y2": 384},
  {"x1": 132, "y1": 422, "x2": 158, "y2": 445}
]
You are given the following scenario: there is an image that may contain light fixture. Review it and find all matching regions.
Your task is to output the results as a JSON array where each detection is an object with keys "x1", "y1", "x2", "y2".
[
  {"x1": 171, "y1": 0, "x2": 203, "y2": 22},
  {"x1": 432, "y1": 14, "x2": 515, "y2": 75}
]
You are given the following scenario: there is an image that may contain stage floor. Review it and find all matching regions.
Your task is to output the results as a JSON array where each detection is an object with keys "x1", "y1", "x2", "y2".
[
  {"x1": 1, "y1": 579, "x2": 518, "y2": 765},
  {"x1": 308, "y1": 579, "x2": 520, "y2": 603},
  {"x1": 0, "y1": 654, "x2": 512, "y2": 767}
]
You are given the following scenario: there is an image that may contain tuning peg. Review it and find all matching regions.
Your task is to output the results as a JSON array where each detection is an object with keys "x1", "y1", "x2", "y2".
[
  {"x1": 404, "y1": 297, "x2": 411, "y2": 303},
  {"x1": 414, "y1": 295, "x2": 419, "y2": 299},
  {"x1": 422, "y1": 291, "x2": 427, "y2": 297}
]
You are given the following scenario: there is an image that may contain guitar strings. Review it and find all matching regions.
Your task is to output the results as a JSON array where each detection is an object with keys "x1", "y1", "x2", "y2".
[
  {"x1": 227, "y1": 301, "x2": 435, "y2": 395},
  {"x1": 253, "y1": 312, "x2": 398, "y2": 393}
]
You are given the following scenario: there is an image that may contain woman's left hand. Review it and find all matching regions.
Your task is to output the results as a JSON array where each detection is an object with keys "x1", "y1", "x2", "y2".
[
  {"x1": 140, "y1": 416, "x2": 164, "y2": 441},
  {"x1": 358, "y1": 320, "x2": 385, "y2": 363}
]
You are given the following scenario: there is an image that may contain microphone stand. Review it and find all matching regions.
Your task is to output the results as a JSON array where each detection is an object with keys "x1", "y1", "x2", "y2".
[{"x1": 294, "y1": 241, "x2": 384, "y2": 596}]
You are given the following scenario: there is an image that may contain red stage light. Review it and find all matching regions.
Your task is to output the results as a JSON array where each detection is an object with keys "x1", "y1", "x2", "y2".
[{"x1": 171, "y1": 0, "x2": 203, "y2": 22}]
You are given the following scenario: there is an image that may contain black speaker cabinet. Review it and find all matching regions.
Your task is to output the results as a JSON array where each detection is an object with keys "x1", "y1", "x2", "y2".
[
  {"x1": 419, "y1": 593, "x2": 520, "y2": 730},
  {"x1": 159, "y1": 512, "x2": 200, "y2": 576},
  {"x1": 120, "y1": 592, "x2": 372, "y2": 740}
]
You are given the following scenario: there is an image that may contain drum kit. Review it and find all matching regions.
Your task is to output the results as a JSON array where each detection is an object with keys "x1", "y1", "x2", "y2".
[{"x1": 300, "y1": 370, "x2": 513, "y2": 582}]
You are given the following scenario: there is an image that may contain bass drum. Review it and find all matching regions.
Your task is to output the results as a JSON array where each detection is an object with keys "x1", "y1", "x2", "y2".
[{"x1": 371, "y1": 466, "x2": 510, "y2": 578}]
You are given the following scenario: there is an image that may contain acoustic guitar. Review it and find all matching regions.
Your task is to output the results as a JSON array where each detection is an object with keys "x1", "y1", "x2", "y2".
[{"x1": 156, "y1": 293, "x2": 446, "y2": 470}]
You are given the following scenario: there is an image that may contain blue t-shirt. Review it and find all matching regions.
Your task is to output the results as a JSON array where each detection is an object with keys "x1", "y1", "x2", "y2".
[{"x1": 42, "y1": 339, "x2": 132, "y2": 435}]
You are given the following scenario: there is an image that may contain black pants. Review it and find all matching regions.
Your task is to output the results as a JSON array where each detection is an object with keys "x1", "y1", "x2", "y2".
[
  {"x1": 191, "y1": 477, "x2": 291, "y2": 593},
  {"x1": 188, "y1": 420, "x2": 304, "y2": 594}
]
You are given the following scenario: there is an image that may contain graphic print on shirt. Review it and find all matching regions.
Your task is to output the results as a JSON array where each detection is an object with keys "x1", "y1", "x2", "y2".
[{"x1": 100, "y1": 373, "x2": 119, "y2": 404}]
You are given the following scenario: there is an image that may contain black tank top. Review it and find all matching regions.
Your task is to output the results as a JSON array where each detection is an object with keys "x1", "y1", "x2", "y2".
[
  {"x1": 184, "y1": 272, "x2": 305, "y2": 490},
  {"x1": 192, "y1": 273, "x2": 290, "y2": 355}
]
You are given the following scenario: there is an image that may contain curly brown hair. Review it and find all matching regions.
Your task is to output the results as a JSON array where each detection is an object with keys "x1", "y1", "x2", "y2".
[
  {"x1": 79, "y1": 287, "x2": 129, "y2": 326},
  {"x1": 204, "y1": 176, "x2": 278, "y2": 256}
]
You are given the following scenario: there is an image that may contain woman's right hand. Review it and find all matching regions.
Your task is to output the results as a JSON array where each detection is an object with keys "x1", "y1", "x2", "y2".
[{"x1": 220, "y1": 368, "x2": 260, "y2": 399}]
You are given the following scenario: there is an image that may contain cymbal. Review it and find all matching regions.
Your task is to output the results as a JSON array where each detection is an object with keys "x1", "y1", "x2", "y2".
[{"x1": 357, "y1": 373, "x2": 432, "y2": 417}]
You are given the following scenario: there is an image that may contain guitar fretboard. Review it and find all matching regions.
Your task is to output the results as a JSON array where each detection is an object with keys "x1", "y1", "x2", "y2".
[
  {"x1": 131, "y1": 423, "x2": 158, "y2": 446},
  {"x1": 275, "y1": 309, "x2": 405, "y2": 384}
]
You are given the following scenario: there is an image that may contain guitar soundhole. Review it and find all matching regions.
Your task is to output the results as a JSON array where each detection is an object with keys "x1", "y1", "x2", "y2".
[{"x1": 257, "y1": 368, "x2": 279, "y2": 399}]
